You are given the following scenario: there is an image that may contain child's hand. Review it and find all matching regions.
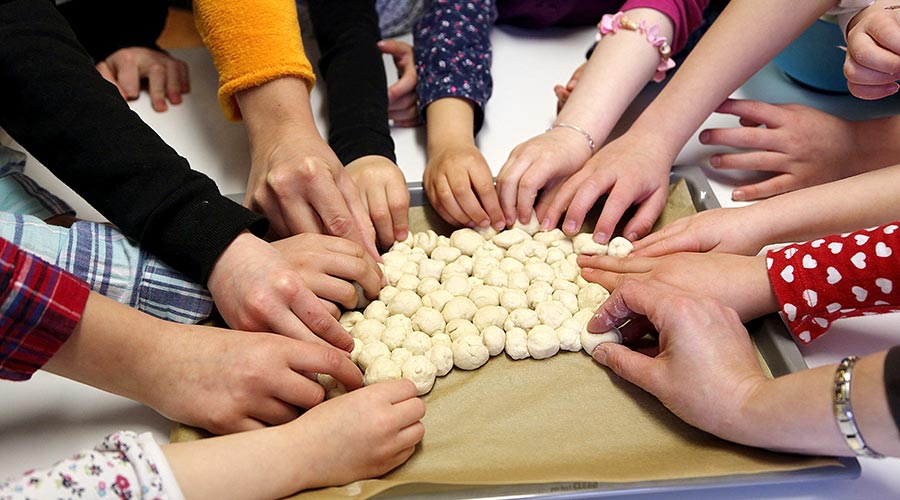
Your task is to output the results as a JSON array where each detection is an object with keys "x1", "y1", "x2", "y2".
[
  {"x1": 536, "y1": 132, "x2": 671, "y2": 243},
  {"x1": 496, "y1": 127, "x2": 594, "y2": 228},
  {"x1": 271, "y1": 232, "x2": 384, "y2": 310},
  {"x1": 700, "y1": 99, "x2": 857, "y2": 201},
  {"x1": 379, "y1": 39, "x2": 420, "y2": 127},
  {"x1": 844, "y1": 4, "x2": 900, "y2": 99},
  {"x1": 96, "y1": 47, "x2": 190, "y2": 112},
  {"x1": 287, "y1": 379, "x2": 425, "y2": 491},
  {"x1": 629, "y1": 206, "x2": 768, "y2": 258},
  {"x1": 554, "y1": 62, "x2": 586, "y2": 114},
  {"x1": 423, "y1": 143, "x2": 504, "y2": 229},
  {"x1": 346, "y1": 155, "x2": 411, "y2": 249}
]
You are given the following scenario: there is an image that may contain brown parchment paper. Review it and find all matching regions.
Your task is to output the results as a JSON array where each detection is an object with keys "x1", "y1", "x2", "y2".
[{"x1": 171, "y1": 179, "x2": 842, "y2": 499}]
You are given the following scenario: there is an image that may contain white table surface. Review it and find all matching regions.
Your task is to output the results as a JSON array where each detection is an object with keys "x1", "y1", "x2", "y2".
[{"x1": 3, "y1": 24, "x2": 900, "y2": 498}]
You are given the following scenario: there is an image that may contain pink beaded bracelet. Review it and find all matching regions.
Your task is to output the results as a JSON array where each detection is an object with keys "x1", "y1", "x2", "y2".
[{"x1": 597, "y1": 12, "x2": 675, "y2": 83}]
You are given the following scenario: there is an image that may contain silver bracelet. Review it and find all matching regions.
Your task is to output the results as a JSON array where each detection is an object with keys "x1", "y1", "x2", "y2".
[
  {"x1": 548, "y1": 122, "x2": 596, "y2": 153},
  {"x1": 833, "y1": 356, "x2": 885, "y2": 459}
]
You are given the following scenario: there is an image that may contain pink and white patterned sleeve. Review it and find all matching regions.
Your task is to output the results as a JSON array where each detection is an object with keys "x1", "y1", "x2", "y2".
[
  {"x1": 766, "y1": 222, "x2": 900, "y2": 344},
  {"x1": 0, "y1": 431, "x2": 184, "y2": 500}
]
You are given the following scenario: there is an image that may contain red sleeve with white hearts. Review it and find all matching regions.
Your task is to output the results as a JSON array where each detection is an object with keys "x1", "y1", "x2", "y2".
[{"x1": 766, "y1": 222, "x2": 900, "y2": 344}]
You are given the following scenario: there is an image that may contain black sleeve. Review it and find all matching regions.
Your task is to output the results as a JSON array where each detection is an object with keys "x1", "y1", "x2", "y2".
[
  {"x1": 56, "y1": 0, "x2": 169, "y2": 62},
  {"x1": 0, "y1": 0, "x2": 268, "y2": 284},
  {"x1": 884, "y1": 345, "x2": 900, "y2": 432},
  {"x1": 308, "y1": 0, "x2": 396, "y2": 165}
]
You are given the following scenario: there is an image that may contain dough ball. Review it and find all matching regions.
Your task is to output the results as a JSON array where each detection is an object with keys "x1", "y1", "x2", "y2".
[
  {"x1": 339, "y1": 310, "x2": 364, "y2": 330},
  {"x1": 350, "y1": 338, "x2": 364, "y2": 363},
  {"x1": 573, "y1": 233, "x2": 608, "y2": 256},
  {"x1": 504, "y1": 307, "x2": 539, "y2": 331},
  {"x1": 482, "y1": 325, "x2": 506, "y2": 356},
  {"x1": 363, "y1": 300, "x2": 390, "y2": 322},
  {"x1": 317, "y1": 373, "x2": 339, "y2": 392},
  {"x1": 412, "y1": 230, "x2": 440, "y2": 255},
  {"x1": 500, "y1": 288, "x2": 529, "y2": 310},
  {"x1": 390, "y1": 347, "x2": 414, "y2": 366},
  {"x1": 430, "y1": 245, "x2": 462, "y2": 264},
  {"x1": 422, "y1": 289, "x2": 454, "y2": 312},
  {"x1": 411, "y1": 307, "x2": 445, "y2": 336},
  {"x1": 512, "y1": 210, "x2": 541, "y2": 235},
  {"x1": 452, "y1": 335, "x2": 490, "y2": 370},
  {"x1": 545, "y1": 247, "x2": 567, "y2": 264},
  {"x1": 499, "y1": 256, "x2": 525, "y2": 273},
  {"x1": 473, "y1": 305, "x2": 509, "y2": 331},
  {"x1": 471, "y1": 256, "x2": 500, "y2": 279},
  {"x1": 382, "y1": 251, "x2": 408, "y2": 268},
  {"x1": 551, "y1": 259, "x2": 580, "y2": 282},
  {"x1": 446, "y1": 318, "x2": 480, "y2": 341},
  {"x1": 354, "y1": 282, "x2": 373, "y2": 310},
  {"x1": 483, "y1": 268, "x2": 509, "y2": 287},
  {"x1": 350, "y1": 318, "x2": 386, "y2": 344},
  {"x1": 416, "y1": 276, "x2": 442, "y2": 296},
  {"x1": 508, "y1": 240, "x2": 548, "y2": 264},
  {"x1": 381, "y1": 324, "x2": 410, "y2": 350},
  {"x1": 573, "y1": 308, "x2": 594, "y2": 325},
  {"x1": 442, "y1": 296, "x2": 477, "y2": 322},
  {"x1": 507, "y1": 270, "x2": 530, "y2": 290},
  {"x1": 580, "y1": 328, "x2": 623, "y2": 355},
  {"x1": 442, "y1": 275, "x2": 473, "y2": 297},
  {"x1": 418, "y1": 258, "x2": 446, "y2": 280},
  {"x1": 527, "y1": 324, "x2": 560, "y2": 359},
  {"x1": 427, "y1": 344, "x2": 454, "y2": 376},
  {"x1": 385, "y1": 314, "x2": 412, "y2": 329},
  {"x1": 402, "y1": 330, "x2": 433, "y2": 355},
  {"x1": 378, "y1": 285, "x2": 400, "y2": 303},
  {"x1": 467, "y1": 276, "x2": 485, "y2": 288},
  {"x1": 455, "y1": 254, "x2": 475, "y2": 274},
  {"x1": 578, "y1": 283, "x2": 610, "y2": 311},
  {"x1": 525, "y1": 261, "x2": 555, "y2": 283},
  {"x1": 557, "y1": 317, "x2": 583, "y2": 352},
  {"x1": 357, "y1": 341, "x2": 391, "y2": 371},
  {"x1": 608, "y1": 236, "x2": 634, "y2": 258},
  {"x1": 395, "y1": 273, "x2": 420, "y2": 291},
  {"x1": 552, "y1": 277, "x2": 580, "y2": 295},
  {"x1": 536, "y1": 300, "x2": 573, "y2": 329},
  {"x1": 472, "y1": 243, "x2": 505, "y2": 261},
  {"x1": 552, "y1": 289, "x2": 580, "y2": 315},
  {"x1": 504, "y1": 327, "x2": 530, "y2": 360},
  {"x1": 401, "y1": 355, "x2": 438, "y2": 395},
  {"x1": 469, "y1": 285, "x2": 501, "y2": 308},
  {"x1": 475, "y1": 225, "x2": 499, "y2": 240},
  {"x1": 450, "y1": 227, "x2": 485, "y2": 256},
  {"x1": 325, "y1": 381, "x2": 348, "y2": 400},
  {"x1": 526, "y1": 281, "x2": 554, "y2": 307},
  {"x1": 441, "y1": 261, "x2": 469, "y2": 280},
  {"x1": 492, "y1": 227, "x2": 530, "y2": 249},
  {"x1": 431, "y1": 332, "x2": 453, "y2": 348},
  {"x1": 364, "y1": 356, "x2": 402, "y2": 386},
  {"x1": 388, "y1": 289, "x2": 422, "y2": 316},
  {"x1": 533, "y1": 228, "x2": 567, "y2": 244},
  {"x1": 551, "y1": 238, "x2": 574, "y2": 255}
]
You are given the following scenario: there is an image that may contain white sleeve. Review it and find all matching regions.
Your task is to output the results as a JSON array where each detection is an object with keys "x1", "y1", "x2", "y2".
[
  {"x1": 0, "y1": 431, "x2": 185, "y2": 500},
  {"x1": 827, "y1": 0, "x2": 875, "y2": 36}
]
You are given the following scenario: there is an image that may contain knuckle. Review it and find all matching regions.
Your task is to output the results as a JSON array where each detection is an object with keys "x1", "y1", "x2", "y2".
[{"x1": 324, "y1": 214, "x2": 355, "y2": 237}]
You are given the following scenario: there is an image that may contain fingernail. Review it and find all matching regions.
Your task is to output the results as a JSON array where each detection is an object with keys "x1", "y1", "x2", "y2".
[
  {"x1": 594, "y1": 232, "x2": 607, "y2": 244},
  {"x1": 493, "y1": 220, "x2": 506, "y2": 231},
  {"x1": 732, "y1": 190, "x2": 745, "y2": 201},
  {"x1": 479, "y1": 219, "x2": 490, "y2": 228},
  {"x1": 564, "y1": 220, "x2": 577, "y2": 233},
  {"x1": 626, "y1": 232, "x2": 637, "y2": 242},
  {"x1": 699, "y1": 130, "x2": 709, "y2": 143},
  {"x1": 592, "y1": 344, "x2": 608, "y2": 364},
  {"x1": 396, "y1": 229, "x2": 408, "y2": 242},
  {"x1": 709, "y1": 155, "x2": 720, "y2": 167},
  {"x1": 540, "y1": 218, "x2": 552, "y2": 231}
]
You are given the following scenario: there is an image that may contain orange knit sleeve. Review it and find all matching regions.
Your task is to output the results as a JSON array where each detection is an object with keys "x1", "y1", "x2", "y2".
[{"x1": 193, "y1": 0, "x2": 316, "y2": 121}]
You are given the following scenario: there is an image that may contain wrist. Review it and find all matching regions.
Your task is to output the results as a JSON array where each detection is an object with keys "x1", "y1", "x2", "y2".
[
  {"x1": 547, "y1": 122, "x2": 597, "y2": 155},
  {"x1": 425, "y1": 98, "x2": 477, "y2": 153},
  {"x1": 237, "y1": 77, "x2": 322, "y2": 144},
  {"x1": 207, "y1": 231, "x2": 260, "y2": 296}
]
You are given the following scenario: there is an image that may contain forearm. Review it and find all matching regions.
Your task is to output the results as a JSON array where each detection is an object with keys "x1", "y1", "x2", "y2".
[
  {"x1": 744, "y1": 163, "x2": 900, "y2": 245},
  {"x1": 425, "y1": 98, "x2": 479, "y2": 154},
  {"x1": 557, "y1": 8, "x2": 673, "y2": 147},
  {"x1": 626, "y1": 0, "x2": 835, "y2": 157},
  {"x1": 237, "y1": 77, "x2": 325, "y2": 151},
  {"x1": 734, "y1": 351, "x2": 899, "y2": 457}
]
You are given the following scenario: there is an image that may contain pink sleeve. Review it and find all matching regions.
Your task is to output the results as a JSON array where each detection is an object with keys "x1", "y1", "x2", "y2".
[
  {"x1": 766, "y1": 222, "x2": 900, "y2": 344},
  {"x1": 620, "y1": 0, "x2": 711, "y2": 53}
]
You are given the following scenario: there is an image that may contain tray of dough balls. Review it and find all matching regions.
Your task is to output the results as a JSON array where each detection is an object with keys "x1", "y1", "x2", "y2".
[{"x1": 180, "y1": 166, "x2": 856, "y2": 499}]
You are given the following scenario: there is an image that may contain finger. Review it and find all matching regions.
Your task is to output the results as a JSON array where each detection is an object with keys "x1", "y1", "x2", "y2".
[
  {"x1": 577, "y1": 253, "x2": 654, "y2": 274},
  {"x1": 116, "y1": 62, "x2": 142, "y2": 100},
  {"x1": 431, "y1": 176, "x2": 470, "y2": 227},
  {"x1": 698, "y1": 127, "x2": 786, "y2": 154},
  {"x1": 386, "y1": 180, "x2": 411, "y2": 243},
  {"x1": 95, "y1": 61, "x2": 127, "y2": 99},
  {"x1": 336, "y1": 173, "x2": 381, "y2": 261},
  {"x1": 378, "y1": 378, "x2": 419, "y2": 404},
  {"x1": 448, "y1": 170, "x2": 493, "y2": 228},
  {"x1": 470, "y1": 169, "x2": 505, "y2": 230},
  {"x1": 847, "y1": 27, "x2": 900, "y2": 76},
  {"x1": 388, "y1": 92, "x2": 418, "y2": 113},
  {"x1": 211, "y1": 417, "x2": 266, "y2": 434},
  {"x1": 730, "y1": 173, "x2": 802, "y2": 201},
  {"x1": 713, "y1": 99, "x2": 785, "y2": 128},
  {"x1": 496, "y1": 154, "x2": 529, "y2": 227},
  {"x1": 321, "y1": 299, "x2": 341, "y2": 319},
  {"x1": 146, "y1": 63, "x2": 168, "y2": 112},
  {"x1": 365, "y1": 185, "x2": 396, "y2": 249},
  {"x1": 844, "y1": 53, "x2": 900, "y2": 86},
  {"x1": 165, "y1": 59, "x2": 184, "y2": 105},
  {"x1": 590, "y1": 183, "x2": 639, "y2": 243},
  {"x1": 275, "y1": 373, "x2": 327, "y2": 410},
  {"x1": 591, "y1": 342, "x2": 659, "y2": 392},
  {"x1": 516, "y1": 164, "x2": 559, "y2": 227},
  {"x1": 395, "y1": 421, "x2": 426, "y2": 449},
  {"x1": 847, "y1": 80, "x2": 900, "y2": 99},
  {"x1": 621, "y1": 187, "x2": 670, "y2": 241},
  {"x1": 302, "y1": 273, "x2": 362, "y2": 309},
  {"x1": 541, "y1": 175, "x2": 584, "y2": 235},
  {"x1": 287, "y1": 342, "x2": 363, "y2": 390},
  {"x1": 274, "y1": 196, "x2": 323, "y2": 238},
  {"x1": 178, "y1": 60, "x2": 191, "y2": 93},
  {"x1": 252, "y1": 397, "x2": 304, "y2": 425},
  {"x1": 709, "y1": 150, "x2": 787, "y2": 173},
  {"x1": 290, "y1": 295, "x2": 356, "y2": 352}
]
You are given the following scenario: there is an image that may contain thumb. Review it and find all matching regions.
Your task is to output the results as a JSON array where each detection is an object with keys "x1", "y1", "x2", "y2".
[
  {"x1": 591, "y1": 343, "x2": 656, "y2": 389},
  {"x1": 377, "y1": 39, "x2": 403, "y2": 57}
]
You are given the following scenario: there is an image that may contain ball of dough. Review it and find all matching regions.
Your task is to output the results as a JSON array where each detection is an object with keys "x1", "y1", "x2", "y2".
[
  {"x1": 469, "y1": 285, "x2": 500, "y2": 308},
  {"x1": 418, "y1": 258, "x2": 446, "y2": 280},
  {"x1": 552, "y1": 289, "x2": 580, "y2": 315},
  {"x1": 500, "y1": 256, "x2": 525, "y2": 273},
  {"x1": 379, "y1": 285, "x2": 400, "y2": 303},
  {"x1": 472, "y1": 243, "x2": 504, "y2": 261},
  {"x1": 504, "y1": 307, "x2": 540, "y2": 331},
  {"x1": 402, "y1": 330, "x2": 433, "y2": 355},
  {"x1": 536, "y1": 300, "x2": 572, "y2": 329},
  {"x1": 385, "y1": 314, "x2": 412, "y2": 329},
  {"x1": 551, "y1": 238, "x2": 575, "y2": 255},
  {"x1": 381, "y1": 324, "x2": 410, "y2": 350},
  {"x1": 350, "y1": 338, "x2": 364, "y2": 363},
  {"x1": 388, "y1": 289, "x2": 422, "y2": 316},
  {"x1": 416, "y1": 276, "x2": 442, "y2": 296},
  {"x1": 526, "y1": 281, "x2": 554, "y2": 307},
  {"x1": 350, "y1": 318, "x2": 386, "y2": 344},
  {"x1": 442, "y1": 296, "x2": 477, "y2": 322},
  {"x1": 390, "y1": 347, "x2": 414, "y2": 366},
  {"x1": 431, "y1": 332, "x2": 453, "y2": 348},
  {"x1": 608, "y1": 236, "x2": 634, "y2": 258},
  {"x1": 506, "y1": 270, "x2": 530, "y2": 290},
  {"x1": 426, "y1": 344, "x2": 454, "y2": 376},
  {"x1": 557, "y1": 317, "x2": 583, "y2": 352},
  {"x1": 339, "y1": 310, "x2": 364, "y2": 330},
  {"x1": 430, "y1": 245, "x2": 462, "y2": 264},
  {"x1": 473, "y1": 305, "x2": 509, "y2": 331},
  {"x1": 422, "y1": 289, "x2": 454, "y2": 312},
  {"x1": 525, "y1": 261, "x2": 555, "y2": 283},
  {"x1": 452, "y1": 335, "x2": 490, "y2": 370},
  {"x1": 357, "y1": 341, "x2": 391, "y2": 371},
  {"x1": 363, "y1": 300, "x2": 390, "y2": 322},
  {"x1": 467, "y1": 276, "x2": 484, "y2": 288},
  {"x1": 442, "y1": 275, "x2": 473, "y2": 297},
  {"x1": 482, "y1": 325, "x2": 506, "y2": 356},
  {"x1": 578, "y1": 283, "x2": 610, "y2": 311},
  {"x1": 483, "y1": 268, "x2": 509, "y2": 287},
  {"x1": 551, "y1": 259, "x2": 580, "y2": 282},
  {"x1": 573, "y1": 233, "x2": 608, "y2": 256},
  {"x1": 395, "y1": 273, "x2": 420, "y2": 291},
  {"x1": 402, "y1": 355, "x2": 438, "y2": 395},
  {"x1": 504, "y1": 327, "x2": 530, "y2": 360},
  {"x1": 412, "y1": 230, "x2": 440, "y2": 255},
  {"x1": 512, "y1": 210, "x2": 541, "y2": 235},
  {"x1": 411, "y1": 307, "x2": 445, "y2": 336},
  {"x1": 455, "y1": 254, "x2": 475, "y2": 274},
  {"x1": 545, "y1": 247, "x2": 567, "y2": 264},
  {"x1": 325, "y1": 381, "x2": 348, "y2": 400},
  {"x1": 475, "y1": 225, "x2": 499, "y2": 239},
  {"x1": 552, "y1": 277, "x2": 580, "y2": 295},
  {"x1": 500, "y1": 288, "x2": 529, "y2": 310},
  {"x1": 471, "y1": 256, "x2": 500, "y2": 279},
  {"x1": 533, "y1": 228, "x2": 567, "y2": 244},
  {"x1": 382, "y1": 251, "x2": 408, "y2": 268},
  {"x1": 492, "y1": 227, "x2": 530, "y2": 249},
  {"x1": 450, "y1": 227, "x2": 485, "y2": 256},
  {"x1": 580, "y1": 328, "x2": 622, "y2": 355},
  {"x1": 441, "y1": 261, "x2": 469, "y2": 280},
  {"x1": 527, "y1": 324, "x2": 560, "y2": 359},
  {"x1": 508, "y1": 240, "x2": 548, "y2": 264},
  {"x1": 364, "y1": 356, "x2": 402, "y2": 386},
  {"x1": 446, "y1": 318, "x2": 480, "y2": 341}
]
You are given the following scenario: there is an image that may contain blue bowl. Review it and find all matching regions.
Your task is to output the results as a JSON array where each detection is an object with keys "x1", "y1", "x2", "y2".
[{"x1": 773, "y1": 17, "x2": 850, "y2": 94}]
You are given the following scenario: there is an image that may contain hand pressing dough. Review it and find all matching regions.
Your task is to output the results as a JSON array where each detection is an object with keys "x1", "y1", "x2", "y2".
[
  {"x1": 512, "y1": 210, "x2": 541, "y2": 235},
  {"x1": 527, "y1": 324, "x2": 560, "y2": 359},
  {"x1": 452, "y1": 335, "x2": 490, "y2": 370},
  {"x1": 364, "y1": 356, "x2": 403, "y2": 386},
  {"x1": 504, "y1": 327, "x2": 530, "y2": 360},
  {"x1": 482, "y1": 325, "x2": 506, "y2": 356},
  {"x1": 607, "y1": 236, "x2": 634, "y2": 257},
  {"x1": 580, "y1": 327, "x2": 623, "y2": 355},
  {"x1": 573, "y1": 233, "x2": 608, "y2": 256},
  {"x1": 402, "y1": 355, "x2": 438, "y2": 395}
]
